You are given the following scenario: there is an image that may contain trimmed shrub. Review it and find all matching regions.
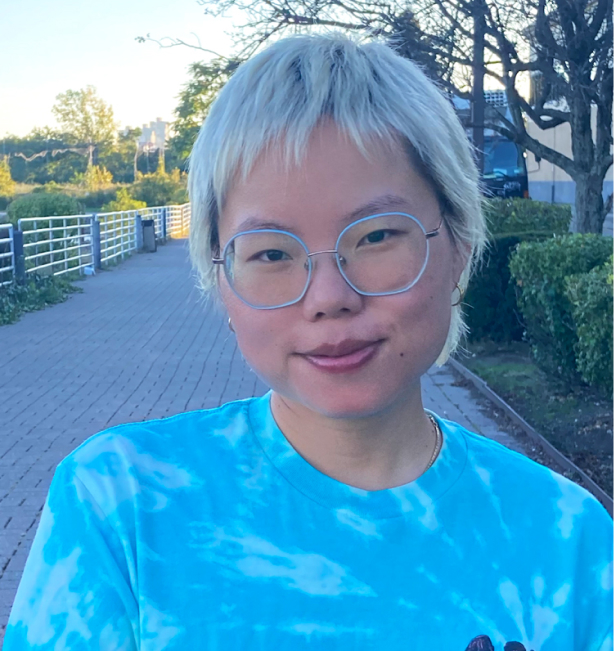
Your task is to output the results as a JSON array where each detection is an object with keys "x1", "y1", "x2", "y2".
[
  {"x1": 7, "y1": 192, "x2": 83, "y2": 226},
  {"x1": 509, "y1": 234, "x2": 612, "y2": 381},
  {"x1": 565, "y1": 256, "x2": 613, "y2": 394},
  {"x1": 483, "y1": 197, "x2": 571, "y2": 236},
  {"x1": 102, "y1": 188, "x2": 146, "y2": 212},
  {"x1": 464, "y1": 198, "x2": 571, "y2": 342}
]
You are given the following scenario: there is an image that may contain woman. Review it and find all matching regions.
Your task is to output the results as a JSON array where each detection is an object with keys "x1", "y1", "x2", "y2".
[{"x1": 5, "y1": 33, "x2": 612, "y2": 650}]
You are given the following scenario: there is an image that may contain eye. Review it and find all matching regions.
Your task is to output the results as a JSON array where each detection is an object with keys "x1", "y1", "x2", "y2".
[
  {"x1": 359, "y1": 229, "x2": 400, "y2": 245},
  {"x1": 253, "y1": 249, "x2": 292, "y2": 262}
]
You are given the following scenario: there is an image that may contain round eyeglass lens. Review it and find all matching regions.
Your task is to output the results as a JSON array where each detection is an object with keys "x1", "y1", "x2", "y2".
[
  {"x1": 337, "y1": 213, "x2": 428, "y2": 294},
  {"x1": 224, "y1": 230, "x2": 309, "y2": 308}
]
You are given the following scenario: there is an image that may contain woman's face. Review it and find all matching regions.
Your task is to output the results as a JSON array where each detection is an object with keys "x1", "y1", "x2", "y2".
[{"x1": 218, "y1": 122, "x2": 465, "y2": 419}]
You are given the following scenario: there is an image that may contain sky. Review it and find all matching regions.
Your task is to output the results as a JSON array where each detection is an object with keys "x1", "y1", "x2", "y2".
[{"x1": 0, "y1": 0, "x2": 236, "y2": 138}]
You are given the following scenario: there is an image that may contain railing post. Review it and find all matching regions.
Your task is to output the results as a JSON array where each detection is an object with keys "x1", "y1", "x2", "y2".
[
  {"x1": 162, "y1": 207, "x2": 168, "y2": 241},
  {"x1": 135, "y1": 214, "x2": 143, "y2": 251},
  {"x1": 13, "y1": 229, "x2": 26, "y2": 284},
  {"x1": 91, "y1": 215, "x2": 102, "y2": 270}
]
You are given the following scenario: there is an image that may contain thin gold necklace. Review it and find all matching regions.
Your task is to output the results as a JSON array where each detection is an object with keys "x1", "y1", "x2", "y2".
[{"x1": 425, "y1": 414, "x2": 443, "y2": 472}]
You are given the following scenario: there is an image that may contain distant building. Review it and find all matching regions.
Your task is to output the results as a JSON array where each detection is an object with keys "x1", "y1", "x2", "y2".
[{"x1": 138, "y1": 118, "x2": 169, "y2": 154}]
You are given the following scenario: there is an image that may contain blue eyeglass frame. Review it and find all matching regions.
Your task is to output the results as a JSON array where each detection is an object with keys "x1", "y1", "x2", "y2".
[{"x1": 212, "y1": 212, "x2": 443, "y2": 310}]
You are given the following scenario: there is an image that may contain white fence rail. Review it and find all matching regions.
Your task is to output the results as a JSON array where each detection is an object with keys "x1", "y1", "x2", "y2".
[
  {"x1": 18, "y1": 215, "x2": 94, "y2": 276},
  {"x1": 96, "y1": 211, "x2": 138, "y2": 264},
  {"x1": 0, "y1": 203, "x2": 190, "y2": 287},
  {"x1": 0, "y1": 223, "x2": 15, "y2": 287}
]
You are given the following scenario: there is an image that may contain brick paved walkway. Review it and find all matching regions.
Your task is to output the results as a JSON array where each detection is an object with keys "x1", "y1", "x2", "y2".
[{"x1": 0, "y1": 239, "x2": 523, "y2": 636}]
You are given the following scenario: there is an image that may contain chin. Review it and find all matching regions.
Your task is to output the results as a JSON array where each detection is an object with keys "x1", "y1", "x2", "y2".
[{"x1": 289, "y1": 380, "x2": 407, "y2": 420}]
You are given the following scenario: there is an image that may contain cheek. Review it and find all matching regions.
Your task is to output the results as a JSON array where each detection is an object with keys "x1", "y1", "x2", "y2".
[
  {"x1": 394, "y1": 269, "x2": 453, "y2": 350},
  {"x1": 223, "y1": 288, "x2": 290, "y2": 376}
]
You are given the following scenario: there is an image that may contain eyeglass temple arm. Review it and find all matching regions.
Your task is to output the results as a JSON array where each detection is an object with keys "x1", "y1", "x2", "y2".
[
  {"x1": 425, "y1": 216, "x2": 444, "y2": 239},
  {"x1": 212, "y1": 258, "x2": 224, "y2": 264}
]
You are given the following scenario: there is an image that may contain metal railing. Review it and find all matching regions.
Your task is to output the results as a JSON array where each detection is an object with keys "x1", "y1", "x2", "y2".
[
  {"x1": 0, "y1": 223, "x2": 15, "y2": 287},
  {"x1": 96, "y1": 210, "x2": 138, "y2": 264},
  {"x1": 18, "y1": 215, "x2": 94, "y2": 276},
  {"x1": 1, "y1": 203, "x2": 190, "y2": 287},
  {"x1": 166, "y1": 204, "x2": 191, "y2": 239}
]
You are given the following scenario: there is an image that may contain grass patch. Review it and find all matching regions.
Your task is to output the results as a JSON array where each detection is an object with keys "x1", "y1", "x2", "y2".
[
  {"x1": 0, "y1": 273, "x2": 82, "y2": 325},
  {"x1": 459, "y1": 340, "x2": 612, "y2": 494}
]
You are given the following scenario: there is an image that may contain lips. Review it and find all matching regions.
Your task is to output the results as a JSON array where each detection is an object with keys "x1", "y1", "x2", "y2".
[{"x1": 299, "y1": 339, "x2": 384, "y2": 374}]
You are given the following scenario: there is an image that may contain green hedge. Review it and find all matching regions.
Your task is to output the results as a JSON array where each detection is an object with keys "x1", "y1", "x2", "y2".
[
  {"x1": 565, "y1": 255, "x2": 613, "y2": 393},
  {"x1": 7, "y1": 192, "x2": 83, "y2": 226},
  {"x1": 483, "y1": 197, "x2": 571, "y2": 236},
  {"x1": 464, "y1": 199, "x2": 571, "y2": 342},
  {"x1": 509, "y1": 234, "x2": 612, "y2": 386}
]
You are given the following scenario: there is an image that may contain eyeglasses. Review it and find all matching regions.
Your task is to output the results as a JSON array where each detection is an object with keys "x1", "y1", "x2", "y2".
[{"x1": 212, "y1": 212, "x2": 442, "y2": 309}]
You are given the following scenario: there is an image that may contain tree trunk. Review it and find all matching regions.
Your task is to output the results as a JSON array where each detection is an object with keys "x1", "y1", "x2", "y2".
[{"x1": 574, "y1": 172, "x2": 605, "y2": 234}]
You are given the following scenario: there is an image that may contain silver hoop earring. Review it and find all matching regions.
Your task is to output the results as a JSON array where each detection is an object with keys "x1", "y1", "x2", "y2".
[
  {"x1": 228, "y1": 318, "x2": 235, "y2": 333},
  {"x1": 451, "y1": 283, "x2": 465, "y2": 307}
]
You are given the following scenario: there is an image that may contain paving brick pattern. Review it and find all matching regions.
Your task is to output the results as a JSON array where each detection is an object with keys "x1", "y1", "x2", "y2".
[{"x1": 0, "y1": 239, "x2": 523, "y2": 637}]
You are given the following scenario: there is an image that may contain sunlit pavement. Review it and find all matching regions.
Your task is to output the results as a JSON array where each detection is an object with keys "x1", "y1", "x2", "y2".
[{"x1": 0, "y1": 239, "x2": 522, "y2": 633}]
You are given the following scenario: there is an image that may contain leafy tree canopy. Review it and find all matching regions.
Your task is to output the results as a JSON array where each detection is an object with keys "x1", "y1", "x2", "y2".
[
  {"x1": 52, "y1": 86, "x2": 118, "y2": 165},
  {"x1": 168, "y1": 58, "x2": 239, "y2": 168},
  {"x1": 185, "y1": 0, "x2": 612, "y2": 232}
]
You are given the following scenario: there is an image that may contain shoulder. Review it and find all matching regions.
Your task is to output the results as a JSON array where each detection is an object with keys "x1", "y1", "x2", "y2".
[
  {"x1": 440, "y1": 417, "x2": 612, "y2": 536},
  {"x1": 52, "y1": 397, "x2": 259, "y2": 509},
  {"x1": 69, "y1": 397, "x2": 254, "y2": 466}
]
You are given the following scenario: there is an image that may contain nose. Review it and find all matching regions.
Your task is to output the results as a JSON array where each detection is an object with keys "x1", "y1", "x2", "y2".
[{"x1": 301, "y1": 251, "x2": 363, "y2": 320}]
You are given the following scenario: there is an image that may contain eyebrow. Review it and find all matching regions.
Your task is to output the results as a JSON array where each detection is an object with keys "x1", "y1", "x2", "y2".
[{"x1": 234, "y1": 194, "x2": 413, "y2": 235}]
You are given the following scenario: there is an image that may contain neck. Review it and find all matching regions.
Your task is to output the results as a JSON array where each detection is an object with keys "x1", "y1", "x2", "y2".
[{"x1": 270, "y1": 383, "x2": 435, "y2": 491}]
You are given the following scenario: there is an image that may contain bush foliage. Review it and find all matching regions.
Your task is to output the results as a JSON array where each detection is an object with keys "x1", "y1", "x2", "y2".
[
  {"x1": 0, "y1": 273, "x2": 80, "y2": 325},
  {"x1": 565, "y1": 255, "x2": 613, "y2": 394},
  {"x1": 0, "y1": 158, "x2": 16, "y2": 197},
  {"x1": 131, "y1": 169, "x2": 188, "y2": 207},
  {"x1": 7, "y1": 192, "x2": 83, "y2": 226},
  {"x1": 102, "y1": 188, "x2": 146, "y2": 212},
  {"x1": 483, "y1": 197, "x2": 571, "y2": 235},
  {"x1": 509, "y1": 234, "x2": 612, "y2": 387},
  {"x1": 464, "y1": 198, "x2": 570, "y2": 342}
]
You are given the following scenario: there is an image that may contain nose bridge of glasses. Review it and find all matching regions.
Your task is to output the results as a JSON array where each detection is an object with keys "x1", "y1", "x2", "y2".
[{"x1": 306, "y1": 249, "x2": 338, "y2": 259}]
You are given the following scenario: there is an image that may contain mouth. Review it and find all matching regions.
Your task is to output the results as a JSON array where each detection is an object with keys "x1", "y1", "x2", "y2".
[{"x1": 299, "y1": 339, "x2": 384, "y2": 374}]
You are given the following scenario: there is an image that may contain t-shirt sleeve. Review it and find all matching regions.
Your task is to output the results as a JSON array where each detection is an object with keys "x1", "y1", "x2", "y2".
[
  {"x1": 3, "y1": 458, "x2": 139, "y2": 650},
  {"x1": 577, "y1": 497, "x2": 613, "y2": 651}
]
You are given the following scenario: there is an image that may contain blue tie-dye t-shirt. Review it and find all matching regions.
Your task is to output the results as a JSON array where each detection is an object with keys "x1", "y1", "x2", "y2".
[{"x1": 5, "y1": 393, "x2": 613, "y2": 650}]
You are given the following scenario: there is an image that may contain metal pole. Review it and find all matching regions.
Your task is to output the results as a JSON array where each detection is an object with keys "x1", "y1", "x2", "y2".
[
  {"x1": 472, "y1": 0, "x2": 486, "y2": 176},
  {"x1": 13, "y1": 229, "x2": 26, "y2": 284},
  {"x1": 91, "y1": 216, "x2": 102, "y2": 270},
  {"x1": 135, "y1": 214, "x2": 143, "y2": 251}
]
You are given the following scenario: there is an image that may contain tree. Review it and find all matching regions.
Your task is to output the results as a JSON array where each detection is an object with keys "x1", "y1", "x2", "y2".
[
  {"x1": 1, "y1": 130, "x2": 88, "y2": 184},
  {"x1": 99, "y1": 127, "x2": 142, "y2": 183},
  {"x1": 52, "y1": 86, "x2": 118, "y2": 167},
  {"x1": 195, "y1": 0, "x2": 612, "y2": 233},
  {"x1": 167, "y1": 58, "x2": 239, "y2": 169},
  {"x1": 0, "y1": 158, "x2": 16, "y2": 196}
]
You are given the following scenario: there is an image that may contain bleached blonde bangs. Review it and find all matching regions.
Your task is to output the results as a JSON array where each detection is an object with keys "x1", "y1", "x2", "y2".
[{"x1": 188, "y1": 32, "x2": 486, "y2": 364}]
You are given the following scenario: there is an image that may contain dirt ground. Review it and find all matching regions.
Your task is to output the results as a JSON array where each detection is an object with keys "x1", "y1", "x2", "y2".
[{"x1": 456, "y1": 341, "x2": 613, "y2": 496}]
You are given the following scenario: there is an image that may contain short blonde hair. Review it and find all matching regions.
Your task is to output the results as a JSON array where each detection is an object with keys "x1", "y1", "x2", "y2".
[{"x1": 189, "y1": 32, "x2": 485, "y2": 364}]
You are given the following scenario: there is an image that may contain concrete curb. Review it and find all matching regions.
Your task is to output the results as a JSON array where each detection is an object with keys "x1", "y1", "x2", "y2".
[{"x1": 449, "y1": 357, "x2": 613, "y2": 516}]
